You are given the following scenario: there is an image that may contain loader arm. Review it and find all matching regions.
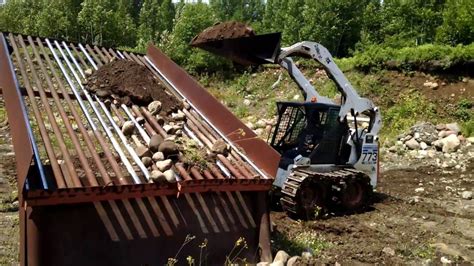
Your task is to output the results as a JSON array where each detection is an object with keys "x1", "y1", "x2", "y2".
[{"x1": 277, "y1": 41, "x2": 382, "y2": 136}]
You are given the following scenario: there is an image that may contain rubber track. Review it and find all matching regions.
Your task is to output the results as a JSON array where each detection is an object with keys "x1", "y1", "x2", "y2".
[{"x1": 280, "y1": 167, "x2": 369, "y2": 216}]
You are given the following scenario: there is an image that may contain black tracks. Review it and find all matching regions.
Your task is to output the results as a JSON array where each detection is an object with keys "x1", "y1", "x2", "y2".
[{"x1": 280, "y1": 167, "x2": 372, "y2": 219}]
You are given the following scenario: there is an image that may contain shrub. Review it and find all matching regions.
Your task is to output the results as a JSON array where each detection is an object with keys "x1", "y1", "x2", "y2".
[{"x1": 352, "y1": 43, "x2": 474, "y2": 72}]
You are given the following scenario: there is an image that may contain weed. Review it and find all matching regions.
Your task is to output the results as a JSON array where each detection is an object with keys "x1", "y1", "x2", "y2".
[
  {"x1": 178, "y1": 138, "x2": 209, "y2": 169},
  {"x1": 166, "y1": 234, "x2": 196, "y2": 266},
  {"x1": 272, "y1": 229, "x2": 330, "y2": 256},
  {"x1": 454, "y1": 98, "x2": 473, "y2": 122},
  {"x1": 382, "y1": 92, "x2": 437, "y2": 140},
  {"x1": 225, "y1": 237, "x2": 248, "y2": 264}
]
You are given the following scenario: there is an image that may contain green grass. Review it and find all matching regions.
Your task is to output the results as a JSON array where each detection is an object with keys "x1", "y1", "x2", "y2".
[
  {"x1": 352, "y1": 43, "x2": 474, "y2": 72},
  {"x1": 272, "y1": 229, "x2": 330, "y2": 256}
]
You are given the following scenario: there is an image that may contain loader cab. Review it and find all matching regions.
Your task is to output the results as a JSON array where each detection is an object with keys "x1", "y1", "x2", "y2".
[{"x1": 269, "y1": 102, "x2": 351, "y2": 170}]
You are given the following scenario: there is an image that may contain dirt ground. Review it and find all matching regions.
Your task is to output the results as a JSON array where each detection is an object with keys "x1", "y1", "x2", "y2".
[
  {"x1": 0, "y1": 100, "x2": 19, "y2": 265},
  {"x1": 85, "y1": 60, "x2": 181, "y2": 112},
  {"x1": 190, "y1": 21, "x2": 255, "y2": 46},
  {"x1": 271, "y1": 161, "x2": 474, "y2": 264}
]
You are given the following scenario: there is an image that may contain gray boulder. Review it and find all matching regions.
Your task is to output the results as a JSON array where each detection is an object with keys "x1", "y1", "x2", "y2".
[
  {"x1": 148, "y1": 101, "x2": 162, "y2": 115},
  {"x1": 148, "y1": 134, "x2": 164, "y2": 152},
  {"x1": 441, "y1": 134, "x2": 460, "y2": 153},
  {"x1": 158, "y1": 141, "x2": 179, "y2": 158},
  {"x1": 406, "y1": 138, "x2": 420, "y2": 150},
  {"x1": 156, "y1": 159, "x2": 173, "y2": 172}
]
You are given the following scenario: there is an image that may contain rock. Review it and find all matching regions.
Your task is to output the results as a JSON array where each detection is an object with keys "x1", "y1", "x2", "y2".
[
  {"x1": 405, "y1": 138, "x2": 420, "y2": 150},
  {"x1": 155, "y1": 115, "x2": 165, "y2": 126},
  {"x1": 423, "y1": 81, "x2": 438, "y2": 89},
  {"x1": 427, "y1": 150, "x2": 436, "y2": 158},
  {"x1": 136, "y1": 117, "x2": 145, "y2": 125},
  {"x1": 256, "y1": 263, "x2": 270, "y2": 266},
  {"x1": 440, "y1": 256, "x2": 452, "y2": 264},
  {"x1": 420, "y1": 142, "x2": 428, "y2": 150},
  {"x1": 256, "y1": 119, "x2": 267, "y2": 128},
  {"x1": 246, "y1": 122, "x2": 255, "y2": 130},
  {"x1": 136, "y1": 145, "x2": 152, "y2": 158},
  {"x1": 148, "y1": 134, "x2": 164, "y2": 152},
  {"x1": 152, "y1": 152, "x2": 165, "y2": 161},
  {"x1": 438, "y1": 130, "x2": 456, "y2": 138},
  {"x1": 442, "y1": 134, "x2": 460, "y2": 153},
  {"x1": 254, "y1": 128, "x2": 264, "y2": 136},
  {"x1": 243, "y1": 99, "x2": 251, "y2": 106},
  {"x1": 84, "y1": 68, "x2": 93, "y2": 76},
  {"x1": 410, "y1": 122, "x2": 438, "y2": 144},
  {"x1": 461, "y1": 191, "x2": 472, "y2": 200},
  {"x1": 403, "y1": 135, "x2": 413, "y2": 142},
  {"x1": 415, "y1": 187, "x2": 425, "y2": 193},
  {"x1": 436, "y1": 123, "x2": 446, "y2": 131},
  {"x1": 158, "y1": 141, "x2": 179, "y2": 158},
  {"x1": 165, "y1": 135, "x2": 177, "y2": 142},
  {"x1": 148, "y1": 101, "x2": 162, "y2": 115},
  {"x1": 95, "y1": 89, "x2": 111, "y2": 98},
  {"x1": 388, "y1": 146, "x2": 398, "y2": 153},
  {"x1": 286, "y1": 256, "x2": 301, "y2": 266},
  {"x1": 417, "y1": 150, "x2": 428, "y2": 158},
  {"x1": 301, "y1": 251, "x2": 313, "y2": 260},
  {"x1": 269, "y1": 261, "x2": 284, "y2": 266},
  {"x1": 141, "y1": 156, "x2": 153, "y2": 167},
  {"x1": 265, "y1": 125, "x2": 273, "y2": 134},
  {"x1": 433, "y1": 139, "x2": 443, "y2": 150},
  {"x1": 408, "y1": 196, "x2": 421, "y2": 204},
  {"x1": 273, "y1": 250, "x2": 290, "y2": 263},
  {"x1": 163, "y1": 125, "x2": 175, "y2": 134},
  {"x1": 382, "y1": 247, "x2": 395, "y2": 256},
  {"x1": 183, "y1": 100, "x2": 191, "y2": 110},
  {"x1": 163, "y1": 169, "x2": 176, "y2": 183},
  {"x1": 467, "y1": 137, "x2": 474, "y2": 144},
  {"x1": 211, "y1": 139, "x2": 229, "y2": 155},
  {"x1": 150, "y1": 170, "x2": 166, "y2": 183},
  {"x1": 446, "y1": 123, "x2": 461, "y2": 134},
  {"x1": 155, "y1": 159, "x2": 173, "y2": 172},
  {"x1": 121, "y1": 121, "x2": 135, "y2": 136},
  {"x1": 171, "y1": 110, "x2": 186, "y2": 121}
]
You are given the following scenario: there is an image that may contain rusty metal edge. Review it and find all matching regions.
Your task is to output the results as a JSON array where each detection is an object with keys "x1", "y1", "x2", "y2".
[
  {"x1": 24, "y1": 181, "x2": 273, "y2": 206},
  {"x1": 0, "y1": 33, "x2": 47, "y2": 195},
  {"x1": 145, "y1": 44, "x2": 280, "y2": 179}
]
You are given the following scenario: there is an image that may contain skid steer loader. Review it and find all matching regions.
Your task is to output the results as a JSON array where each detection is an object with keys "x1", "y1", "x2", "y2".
[{"x1": 191, "y1": 28, "x2": 382, "y2": 219}]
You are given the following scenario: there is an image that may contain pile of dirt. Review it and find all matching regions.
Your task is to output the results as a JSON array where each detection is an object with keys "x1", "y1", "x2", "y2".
[
  {"x1": 85, "y1": 60, "x2": 181, "y2": 114},
  {"x1": 190, "y1": 21, "x2": 255, "y2": 46}
]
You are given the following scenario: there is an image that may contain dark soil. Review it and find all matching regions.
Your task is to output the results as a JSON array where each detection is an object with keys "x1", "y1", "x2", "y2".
[
  {"x1": 190, "y1": 21, "x2": 255, "y2": 46},
  {"x1": 271, "y1": 162, "x2": 474, "y2": 264},
  {"x1": 85, "y1": 60, "x2": 181, "y2": 114}
]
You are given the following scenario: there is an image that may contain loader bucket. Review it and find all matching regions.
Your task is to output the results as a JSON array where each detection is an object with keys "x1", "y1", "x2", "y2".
[{"x1": 190, "y1": 32, "x2": 282, "y2": 66}]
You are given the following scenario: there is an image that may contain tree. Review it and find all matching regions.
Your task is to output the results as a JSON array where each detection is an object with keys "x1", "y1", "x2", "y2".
[
  {"x1": 78, "y1": 0, "x2": 117, "y2": 46},
  {"x1": 114, "y1": 0, "x2": 137, "y2": 47},
  {"x1": 283, "y1": 0, "x2": 304, "y2": 44},
  {"x1": 210, "y1": 0, "x2": 243, "y2": 21},
  {"x1": 301, "y1": 0, "x2": 367, "y2": 57},
  {"x1": 136, "y1": 0, "x2": 161, "y2": 50},
  {"x1": 262, "y1": 0, "x2": 287, "y2": 33},
  {"x1": 161, "y1": 2, "x2": 230, "y2": 72},
  {"x1": 436, "y1": 0, "x2": 474, "y2": 45}
]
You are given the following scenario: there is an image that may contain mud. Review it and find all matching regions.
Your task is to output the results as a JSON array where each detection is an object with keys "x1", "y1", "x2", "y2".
[
  {"x1": 85, "y1": 60, "x2": 181, "y2": 114},
  {"x1": 190, "y1": 21, "x2": 255, "y2": 46}
]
